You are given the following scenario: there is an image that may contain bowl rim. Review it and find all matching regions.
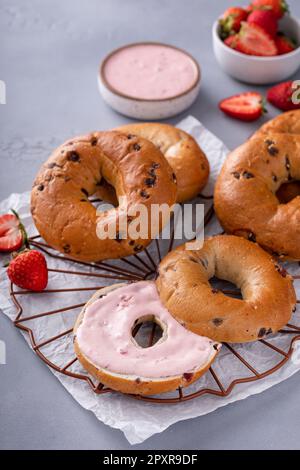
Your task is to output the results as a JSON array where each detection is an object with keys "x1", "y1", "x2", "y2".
[
  {"x1": 99, "y1": 41, "x2": 201, "y2": 103},
  {"x1": 212, "y1": 15, "x2": 300, "y2": 62}
]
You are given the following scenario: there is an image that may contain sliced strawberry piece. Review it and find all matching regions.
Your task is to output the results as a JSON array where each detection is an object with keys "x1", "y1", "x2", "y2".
[
  {"x1": 247, "y1": 10, "x2": 278, "y2": 37},
  {"x1": 250, "y1": 0, "x2": 289, "y2": 20},
  {"x1": 219, "y1": 92, "x2": 266, "y2": 122},
  {"x1": 220, "y1": 7, "x2": 248, "y2": 38},
  {"x1": 7, "y1": 249, "x2": 48, "y2": 291},
  {"x1": 236, "y1": 22, "x2": 277, "y2": 56},
  {"x1": 275, "y1": 33, "x2": 297, "y2": 54},
  {"x1": 224, "y1": 34, "x2": 239, "y2": 49},
  {"x1": 267, "y1": 81, "x2": 300, "y2": 111},
  {"x1": 0, "y1": 213, "x2": 23, "y2": 252}
]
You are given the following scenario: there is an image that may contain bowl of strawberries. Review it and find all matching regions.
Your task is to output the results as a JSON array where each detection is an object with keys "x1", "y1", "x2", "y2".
[{"x1": 213, "y1": 0, "x2": 300, "y2": 84}]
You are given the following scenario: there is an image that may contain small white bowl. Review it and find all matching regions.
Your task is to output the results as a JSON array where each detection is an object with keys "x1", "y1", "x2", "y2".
[
  {"x1": 212, "y1": 15, "x2": 300, "y2": 85},
  {"x1": 98, "y1": 42, "x2": 201, "y2": 120}
]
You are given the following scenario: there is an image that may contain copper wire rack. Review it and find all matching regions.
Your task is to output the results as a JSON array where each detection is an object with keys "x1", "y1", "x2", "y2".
[{"x1": 8, "y1": 201, "x2": 300, "y2": 404}]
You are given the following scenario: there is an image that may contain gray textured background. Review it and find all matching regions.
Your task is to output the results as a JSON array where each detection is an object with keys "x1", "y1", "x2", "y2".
[{"x1": 1, "y1": 0, "x2": 300, "y2": 450}]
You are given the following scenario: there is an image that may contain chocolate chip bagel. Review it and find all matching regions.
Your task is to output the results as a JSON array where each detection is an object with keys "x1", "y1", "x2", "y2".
[
  {"x1": 215, "y1": 111, "x2": 300, "y2": 259},
  {"x1": 256, "y1": 110, "x2": 300, "y2": 136},
  {"x1": 31, "y1": 131, "x2": 177, "y2": 261},
  {"x1": 156, "y1": 235, "x2": 296, "y2": 343},
  {"x1": 96, "y1": 123, "x2": 209, "y2": 203}
]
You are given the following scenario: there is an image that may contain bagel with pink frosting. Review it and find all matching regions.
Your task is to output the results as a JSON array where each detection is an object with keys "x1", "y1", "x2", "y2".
[{"x1": 74, "y1": 281, "x2": 220, "y2": 395}]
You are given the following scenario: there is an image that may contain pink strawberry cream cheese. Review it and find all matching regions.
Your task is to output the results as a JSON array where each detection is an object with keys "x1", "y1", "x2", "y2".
[
  {"x1": 75, "y1": 281, "x2": 220, "y2": 378},
  {"x1": 102, "y1": 43, "x2": 199, "y2": 100}
]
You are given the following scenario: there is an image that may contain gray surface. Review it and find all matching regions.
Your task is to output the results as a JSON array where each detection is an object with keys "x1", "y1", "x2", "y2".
[{"x1": 0, "y1": 0, "x2": 300, "y2": 450}]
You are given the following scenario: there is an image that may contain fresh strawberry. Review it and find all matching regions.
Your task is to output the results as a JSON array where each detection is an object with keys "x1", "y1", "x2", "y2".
[
  {"x1": 247, "y1": 10, "x2": 278, "y2": 37},
  {"x1": 7, "y1": 249, "x2": 48, "y2": 291},
  {"x1": 219, "y1": 92, "x2": 266, "y2": 122},
  {"x1": 224, "y1": 34, "x2": 239, "y2": 48},
  {"x1": 267, "y1": 81, "x2": 300, "y2": 111},
  {"x1": 250, "y1": 0, "x2": 289, "y2": 19},
  {"x1": 275, "y1": 32, "x2": 297, "y2": 54},
  {"x1": 220, "y1": 7, "x2": 248, "y2": 38},
  {"x1": 236, "y1": 22, "x2": 277, "y2": 56},
  {"x1": 0, "y1": 210, "x2": 27, "y2": 252}
]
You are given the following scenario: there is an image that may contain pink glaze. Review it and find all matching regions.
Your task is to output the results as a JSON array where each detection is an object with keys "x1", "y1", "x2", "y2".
[
  {"x1": 103, "y1": 44, "x2": 198, "y2": 100},
  {"x1": 76, "y1": 281, "x2": 219, "y2": 378}
]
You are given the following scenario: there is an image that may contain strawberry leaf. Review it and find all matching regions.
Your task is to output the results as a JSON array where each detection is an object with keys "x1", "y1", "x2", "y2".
[{"x1": 10, "y1": 208, "x2": 29, "y2": 249}]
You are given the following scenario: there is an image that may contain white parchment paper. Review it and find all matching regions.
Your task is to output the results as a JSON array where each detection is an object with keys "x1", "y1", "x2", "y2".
[{"x1": 0, "y1": 116, "x2": 300, "y2": 445}]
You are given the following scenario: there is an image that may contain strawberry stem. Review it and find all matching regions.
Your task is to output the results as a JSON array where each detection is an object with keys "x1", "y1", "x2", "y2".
[
  {"x1": 261, "y1": 98, "x2": 268, "y2": 115},
  {"x1": 282, "y1": 1, "x2": 289, "y2": 15},
  {"x1": 10, "y1": 208, "x2": 30, "y2": 250}
]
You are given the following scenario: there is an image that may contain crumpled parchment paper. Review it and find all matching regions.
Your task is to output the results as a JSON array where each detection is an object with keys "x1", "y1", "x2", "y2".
[{"x1": 0, "y1": 116, "x2": 299, "y2": 445}]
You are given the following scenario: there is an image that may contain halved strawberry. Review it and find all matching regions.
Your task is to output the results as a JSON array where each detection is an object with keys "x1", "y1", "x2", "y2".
[
  {"x1": 220, "y1": 7, "x2": 248, "y2": 38},
  {"x1": 247, "y1": 10, "x2": 278, "y2": 37},
  {"x1": 236, "y1": 22, "x2": 277, "y2": 56},
  {"x1": 224, "y1": 34, "x2": 239, "y2": 49},
  {"x1": 275, "y1": 33, "x2": 297, "y2": 54},
  {"x1": 250, "y1": 0, "x2": 289, "y2": 20},
  {"x1": 267, "y1": 81, "x2": 300, "y2": 111},
  {"x1": 219, "y1": 92, "x2": 267, "y2": 122},
  {"x1": 0, "y1": 212, "x2": 24, "y2": 252}
]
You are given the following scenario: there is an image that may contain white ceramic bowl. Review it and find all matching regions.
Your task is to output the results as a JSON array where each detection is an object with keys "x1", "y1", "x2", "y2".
[
  {"x1": 98, "y1": 42, "x2": 201, "y2": 120},
  {"x1": 212, "y1": 15, "x2": 300, "y2": 84}
]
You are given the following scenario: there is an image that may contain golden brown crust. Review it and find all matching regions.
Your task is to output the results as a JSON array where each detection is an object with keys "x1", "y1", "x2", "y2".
[
  {"x1": 215, "y1": 111, "x2": 300, "y2": 260},
  {"x1": 73, "y1": 284, "x2": 218, "y2": 395},
  {"x1": 156, "y1": 235, "x2": 296, "y2": 343},
  {"x1": 255, "y1": 110, "x2": 300, "y2": 137},
  {"x1": 96, "y1": 123, "x2": 209, "y2": 203},
  {"x1": 31, "y1": 131, "x2": 177, "y2": 262}
]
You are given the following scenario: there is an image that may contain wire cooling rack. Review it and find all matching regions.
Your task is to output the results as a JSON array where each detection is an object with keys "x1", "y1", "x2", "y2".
[{"x1": 8, "y1": 201, "x2": 300, "y2": 404}]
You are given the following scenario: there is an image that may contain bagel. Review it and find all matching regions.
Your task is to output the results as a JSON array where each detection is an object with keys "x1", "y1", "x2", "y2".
[
  {"x1": 31, "y1": 131, "x2": 177, "y2": 261},
  {"x1": 276, "y1": 181, "x2": 300, "y2": 204},
  {"x1": 156, "y1": 235, "x2": 296, "y2": 343},
  {"x1": 74, "y1": 281, "x2": 220, "y2": 395},
  {"x1": 95, "y1": 123, "x2": 209, "y2": 203},
  {"x1": 255, "y1": 110, "x2": 300, "y2": 137},
  {"x1": 214, "y1": 117, "x2": 300, "y2": 259}
]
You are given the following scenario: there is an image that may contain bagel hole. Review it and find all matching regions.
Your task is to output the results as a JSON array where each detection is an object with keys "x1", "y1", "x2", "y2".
[
  {"x1": 276, "y1": 181, "x2": 300, "y2": 204},
  {"x1": 210, "y1": 276, "x2": 242, "y2": 299},
  {"x1": 93, "y1": 179, "x2": 118, "y2": 207},
  {"x1": 132, "y1": 315, "x2": 164, "y2": 348}
]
